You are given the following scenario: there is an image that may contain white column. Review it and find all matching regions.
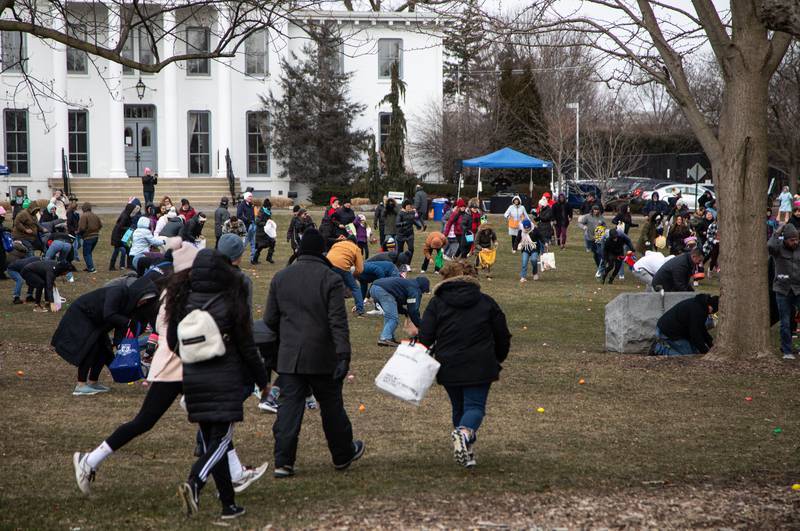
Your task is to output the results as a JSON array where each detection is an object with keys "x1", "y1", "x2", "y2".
[
  {"x1": 215, "y1": 7, "x2": 232, "y2": 177},
  {"x1": 160, "y1": 10, "x2": 181, "y2": 177},
  {"x1": 107, "y1": 8, "x2": 128, "y2": 178},
  {"x1": 51, "y1": 10, "x2": 68, "y2": 179}
]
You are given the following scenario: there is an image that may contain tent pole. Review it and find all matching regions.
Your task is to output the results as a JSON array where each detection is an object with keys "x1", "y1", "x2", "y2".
[
  {"x1": 550, "y1": 167, "x2": 554, "y2": 194},
  {"x1": 477, "y1": 167, "x2": 481, "y2": 201}
]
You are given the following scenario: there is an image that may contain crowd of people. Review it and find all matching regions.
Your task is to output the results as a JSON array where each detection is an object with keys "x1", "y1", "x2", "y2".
[{"x1": 0, "y1": 178, "x2": 794, "y2": 519}]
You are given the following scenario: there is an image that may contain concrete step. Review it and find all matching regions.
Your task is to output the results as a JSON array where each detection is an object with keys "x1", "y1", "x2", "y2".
[{"x1": 49, "y1": 177, "x2": 241, "y2": 207}]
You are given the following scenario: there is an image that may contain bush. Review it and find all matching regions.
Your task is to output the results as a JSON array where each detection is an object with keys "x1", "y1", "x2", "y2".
[
  {"x1": 253, "y1": 197, "x2": 295, "y2": 209},
  {"x1": 310, "y1": 185, "x2": 360, "y2": 206}
]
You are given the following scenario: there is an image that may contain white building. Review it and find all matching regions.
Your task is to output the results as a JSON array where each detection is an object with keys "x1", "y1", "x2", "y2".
[{"x1": 0, "y1": 7, "x2": 443, "y2": 202}]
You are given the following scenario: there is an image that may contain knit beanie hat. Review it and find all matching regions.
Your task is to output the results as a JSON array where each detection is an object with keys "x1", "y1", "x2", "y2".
[
  {"x1": 522, "y1": 219, "x2": 532, "y2": 230},
  {"x1": 783, "y1": 223, "x2": 799, "y2": 239},
  {"x1": 456, "y1": 198, "x2": 466, "y2": 208},
  {"x1": 217, "y1": 233, "x2": 244, "y2": 262},
  {"x1": 415, "y1": 276, "x2": 431, "y2": 294},
  {"x1": 299, "y1": 228, "x2": 326, "y2": 256},
  {"x1": 173, "y1": 242, "x2": 199, "y2": 272}
]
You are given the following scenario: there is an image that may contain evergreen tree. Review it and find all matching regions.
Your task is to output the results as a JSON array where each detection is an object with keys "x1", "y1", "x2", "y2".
[
  {"x1": 265, "y1": 38, "x2": 368, "y2": 188},
  {"x1": 494, "y1": 57, "x2": 550, "y2": 182},
  {"x1": 443, "y1": 0, "x2": 485, "y2": 100},
  {"x1": 379, "y1": 62, "x2": 409, "y2": 191}
]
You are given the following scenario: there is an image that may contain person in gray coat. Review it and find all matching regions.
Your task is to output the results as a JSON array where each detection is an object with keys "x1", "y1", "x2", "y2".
[
  {"x1": 768, "y1": 223, "x2": 800, "y2": 359},
  {"x1": 263, "y1": 228, "x2": 364, "y2": 478},
  {"x1": 413, "y1": 184, "x2": 429, "y2": 228},
  {"x1": 214, "y1": 197, "x2": 231, "y2": 249}
]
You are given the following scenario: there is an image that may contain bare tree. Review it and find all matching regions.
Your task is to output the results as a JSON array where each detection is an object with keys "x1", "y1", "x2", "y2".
[
  {"x1": 501, "y1": 1, "x2": 792, "y2": 359},
  {"x1": 769, "y1": 42, "x2": 800, "y2": 193},
  {"x1": 581, "y1": 94, "x2": 644, "y2": 184}
]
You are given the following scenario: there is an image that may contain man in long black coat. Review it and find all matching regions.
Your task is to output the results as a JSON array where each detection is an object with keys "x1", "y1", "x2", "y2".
[{"x1": 264, "y1": 229, "x2": 364, "y2": 477}]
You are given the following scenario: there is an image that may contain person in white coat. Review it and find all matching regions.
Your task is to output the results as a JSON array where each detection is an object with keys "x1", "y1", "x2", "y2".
[
  {"x1": 633, "y1": 251, "x2": 674, "y2": 290},
  {"x1": 503, "y1": 196, "x2": 529, "y2": 253}
]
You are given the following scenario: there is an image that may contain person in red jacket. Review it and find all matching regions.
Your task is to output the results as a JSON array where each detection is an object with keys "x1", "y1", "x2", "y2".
[{"x1": 444, "y1": 198, "x2": 468, "y2": 258}]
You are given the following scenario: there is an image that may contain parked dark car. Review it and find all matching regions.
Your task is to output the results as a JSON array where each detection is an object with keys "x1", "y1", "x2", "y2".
[
  {"x1": 565, "y1": 181, "x2": 603, "y2": 211},
  {"x1": 603, "y1": 177, "x2": 645, "y2": 211}
]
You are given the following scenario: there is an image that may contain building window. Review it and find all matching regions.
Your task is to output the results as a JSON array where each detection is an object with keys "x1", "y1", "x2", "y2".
[
  {"x1": 378, "y1": 38, "x2": 402, "y2": 78},
  {"x1": 379, "y1": 112, "x2": 391, "y2": 151},
  {"x1": 245, "y1": 30, "x2": 268, "y2": 76},
  {"x1": 66, "y1": 24, "x2": 88, "y2": 74},
  {"x1": 247, "y1": 111, "x2": 269, "y2": 176},
  {"x1": 186, "y1": 27, "x2": 210, "y2": 75},
  {"x1": 1, "y1": 32, "x2": 26, "y2": 73},
  {"x1": 68, "y1": 110, "x2": 89, "y2": 175},
  {"x1": 4, "y1": 109, "x2": 28, "y2": 174},
  {"x1": 188, "y1": 111, "x2": 210, "y2": 175},
  {"x1": 122, "y1": 28, "x2": 156, "y2": 75}
]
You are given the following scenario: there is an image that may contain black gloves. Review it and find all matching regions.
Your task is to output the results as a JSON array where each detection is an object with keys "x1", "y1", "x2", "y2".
[{"x1": 333, "y1": 358, "x2": 350, "y2": 381}]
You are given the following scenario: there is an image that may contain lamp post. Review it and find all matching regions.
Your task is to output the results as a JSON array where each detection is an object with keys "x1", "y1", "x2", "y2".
[{"x1": 566, "y1": 102, "x2": 580, "y2": 181}]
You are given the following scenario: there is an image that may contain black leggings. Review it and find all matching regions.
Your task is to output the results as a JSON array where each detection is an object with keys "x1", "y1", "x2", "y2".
[
  {"x1": 602, "y1": 257, "x2": 623, "y2": 284},
  {"x1": 78, "y1": 348, "x2": 107, "y2": 382},
  {"x1": 511, "y1": 233, "x2": 520, "y2": 251},
  {"x1": 456, "y1": 235, "x2": 471, "y2": 258},
  {"x1": 191, "y1": 421, "x2": 235, "y2": 506},
  {"x1": 106, "y1": 381, "x2": 182, "y2": 450}
]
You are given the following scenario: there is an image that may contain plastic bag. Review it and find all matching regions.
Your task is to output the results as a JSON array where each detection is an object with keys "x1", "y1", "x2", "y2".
[
  {"x1": 540, "y1": 252, "x2": 556, "y2": 271},
  {"x1": 374, "y1": 341, "x2": 440, "y2": 406}
]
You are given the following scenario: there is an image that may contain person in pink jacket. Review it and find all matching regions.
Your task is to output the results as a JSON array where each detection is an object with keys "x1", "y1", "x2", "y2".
[{"x1": 71, "y1": 243, "x2": 267, "y2": 496}]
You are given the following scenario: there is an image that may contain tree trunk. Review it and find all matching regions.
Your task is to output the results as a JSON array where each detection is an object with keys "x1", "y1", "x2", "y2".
[{"x1": 710, "y1": 72, "x2": 773, "y2": 359}]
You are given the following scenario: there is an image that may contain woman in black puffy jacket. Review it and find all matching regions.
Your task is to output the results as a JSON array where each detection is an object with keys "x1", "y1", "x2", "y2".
[
  {"x1": 418, "y1": 260, "x2": 511, "y2": 469},
  {"x1": 165, "y1": 249, "x2": 267, "y2": 519}
]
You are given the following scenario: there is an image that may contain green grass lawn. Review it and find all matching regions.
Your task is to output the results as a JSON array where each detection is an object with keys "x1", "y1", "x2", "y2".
[{"x1": 0, "y1": 211, "x2": 798, "y2": 529}]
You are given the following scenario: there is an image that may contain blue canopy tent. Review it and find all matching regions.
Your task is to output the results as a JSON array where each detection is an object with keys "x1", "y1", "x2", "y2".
[{"x1": 462, "y1": 147, "x2": 554, "y2": 199}]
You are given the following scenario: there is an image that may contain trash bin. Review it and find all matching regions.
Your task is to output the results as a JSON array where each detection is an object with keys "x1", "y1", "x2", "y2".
[{"x1": 432, "y1": 198, "x2": 447, "y2": 221}]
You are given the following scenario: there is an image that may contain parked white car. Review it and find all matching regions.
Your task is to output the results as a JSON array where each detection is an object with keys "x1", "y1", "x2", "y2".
[{"x1": 641, "y1": 183, "x2": 715, "y2": 210}]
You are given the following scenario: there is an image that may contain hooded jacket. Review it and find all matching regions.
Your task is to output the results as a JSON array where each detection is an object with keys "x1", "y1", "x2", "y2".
[
  {"x1": 370, "y1": 276, "x2": 430, "y2": 327},
  {"x1": 21, "y1": 259, "x2": 71, "y2": 303},
  {"x1": 51, "y1": 277, "x2": 159, "y2": 367},
  {"x1": 578, "y1": 212, "x2": 605, "y2": 241},
  {"x1": 180, "y1": 214, "x2": 205, "y2": 243},
  {"x1": 413, "y1": 188, "x2": 428, "y2": 215},
  {"x1": 503, "y1": 198, "x2": 529, "y2": 236},
  {"x1": 444, "y1": 208, "x2": 467, "y2": 237},
  {"x1": 656, "y1": 294, "x2": 715, "y2": 353},
  {"x1": 158, "y1": 215, "x2": 184, "y2": 238},
  {"x1": 130, "y1": 217, "x2": 165, "y2": 256},
  {"x1": 768, "y1": 226, "x2": 800, "y2": 296},
  {"x1": 423, "y1": 232, "x2": 447, "y2": 260},
  {"x1": 418, "y1": 275, "x2": 511, "y2": 386},
  {"x1": 110, "y1": 204, "x2": 138, "y2": 247},
  {"x1": 166, "y1": 250, "x2": 267, "y2": 423},
  {"x1": 12, "y1": 205, "x2": 40, "y2": 241}
]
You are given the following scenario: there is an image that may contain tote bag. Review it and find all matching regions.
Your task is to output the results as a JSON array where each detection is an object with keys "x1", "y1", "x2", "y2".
[
  {"x1": 540, "y1": 252, "x2": 556, "y2": 271},
  {"x1": 109, "y1": 325, "x2": 144, "y2": 383},
  {"x1": 375, "y1": 341, "x2": 440, "y2": 406}
]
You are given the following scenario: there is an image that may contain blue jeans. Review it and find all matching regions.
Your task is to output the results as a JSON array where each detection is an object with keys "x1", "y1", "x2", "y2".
[
  {"x1": 247, "y1": 223, "x2": 257, "y2": 261},
  {"x1": 8, "y1": 269, "x2": 25, "y2": 298},
  {"x1": 45, "y1": 240, "x2": 72, "y2": 261},
  {"x1": 335, "y1": 268, "x2": 363, "y2": 312},
  {"x1": 776, "y1": 292, "x2": 800, "y2": 354},
  {"x1": 370, "y1": 284, "x2": 398, "y2": 340},
  {"x1": 143, "y1": 191, "x2": 154, "y2": 205},
  {"x1": 444, "y1": 384, "x2": 491, "y2": 432},
  {"x1": 654, "y1": 328, "x2": 698, "y2": 356},
  {"x1": 82, "y1": 237, "x2": 98, "y2": 271},
  {"x1": 73, "y1": 236, "x2": 82, "y2": 262},
  {"x1": 520, "y1": 249, "x2": 539, "y2": 278},
  {"x1": 587, "y1": 240, "x2": 602, "y2": 267},
  {"x1": 110, "y1": 245, "x2": 127, "y2": 269}
]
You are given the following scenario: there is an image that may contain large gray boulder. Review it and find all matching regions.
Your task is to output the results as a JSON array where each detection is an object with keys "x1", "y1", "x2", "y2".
[{"x1": 605, "y1": 292, "x2": 697, "y2": 353}]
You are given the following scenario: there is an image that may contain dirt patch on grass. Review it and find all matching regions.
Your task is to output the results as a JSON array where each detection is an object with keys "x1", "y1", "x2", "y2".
[{"x1": 307, "y1": 485, "x2": 800, "y2": 529}]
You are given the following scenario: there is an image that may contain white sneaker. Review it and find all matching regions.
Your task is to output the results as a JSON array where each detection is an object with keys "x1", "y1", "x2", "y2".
[
  {"x1": 595, "y1": 270, "x2": 602, "y2": 278},
  {"x1": 520, "y1": 278, "x2": 527, "y2": 283},
  {"x1": 533, "y1": 274, "x2": 540, "y2": 281},
  {"x1": 233, "y1": 462, "x2": 269, "y2": 493},
  {"x1": 73, "y1": 452, "x2": 95, "y2": 495},
  {"x1": 420, "y1": 270, "x2": 428, "y2": 274},
  {"x1": 783, "y1": 353, "x2": 796, "y2": 360},
  {"x1": 512, "y1": 250, "x2": 516, "y2": 254}
]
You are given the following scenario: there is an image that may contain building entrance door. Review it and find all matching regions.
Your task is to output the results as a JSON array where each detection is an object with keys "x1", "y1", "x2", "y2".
[{"x1": 124, "y1": 105, "x2": 157, "y2": 178}]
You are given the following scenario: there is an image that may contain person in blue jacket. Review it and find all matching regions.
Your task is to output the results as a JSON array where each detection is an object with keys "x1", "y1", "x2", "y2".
[
  {"x1": 236, "y1": 192, "x2": 256, "y2": 264},
  {"x1": 370, "y1": 275, "x2": 430, "y2": 347},
  {"x1": 358, "y1": 260, "x2": 400, "y2": 304}
]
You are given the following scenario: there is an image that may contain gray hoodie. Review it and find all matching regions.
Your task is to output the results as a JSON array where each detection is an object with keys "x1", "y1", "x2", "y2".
[{"x1": 578, "y1": 212, "x2": 605, "y2": 241}]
